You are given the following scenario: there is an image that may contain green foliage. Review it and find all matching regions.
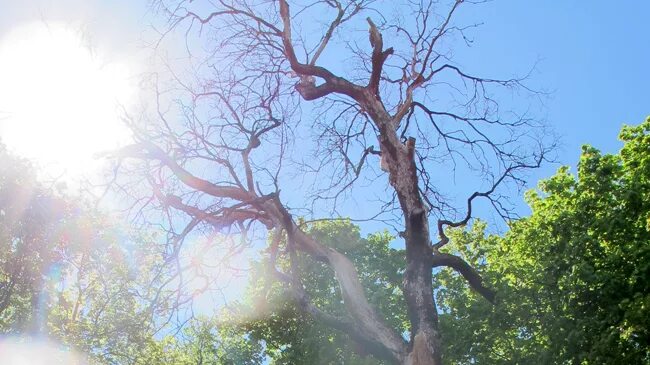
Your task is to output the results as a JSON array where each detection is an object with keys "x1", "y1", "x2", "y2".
[
  {"x1": 137, "y1": 317, "x2": 264, "y2": 365},
  {"x1": 239, "y1": 220, "x2": 407, "y2": 364},
  {"x1": 47, "y1": 232, "x2": 170, "y2": 364},
  {"x1": 0, "y1": 144, "x2": 171, "y2": 363},
  {"x1": 438, "y1": 118, "x2": 650, "y2": 364},
  {"x1": 0, "y1": 144, "x2": 259, "y2": 364},
  {"x1": 0, "y1": 144, "x2": 73, "y2": 332}
]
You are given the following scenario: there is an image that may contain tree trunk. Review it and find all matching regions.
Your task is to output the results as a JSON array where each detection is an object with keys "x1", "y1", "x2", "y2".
[{"x1": 363, "y1": 94, "x2": 443, "y2": 364}]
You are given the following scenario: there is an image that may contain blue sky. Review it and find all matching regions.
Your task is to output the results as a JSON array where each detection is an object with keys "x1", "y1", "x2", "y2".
[
  {"x1": 458, "y1": 0, "x2": 649, "y2": 172},
  {"x1": 2, "y1": 0, "x2": 647, "y2": 208},
  {"x1": 449, "y1": 0, "x2": 650, "y2": 227},
  {"x1": 0, "y1": 1, "x2": 647, "y2": 234},
  {"x1": 0, "y1": 0, "x2": 647, "y2": 223},
  {"x1": 381, "y1": 0, "x2": 650, "y2": 231}
]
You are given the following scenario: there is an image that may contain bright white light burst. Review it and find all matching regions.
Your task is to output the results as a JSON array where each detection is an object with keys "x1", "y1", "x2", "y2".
[
  {"x1": 0, "y1": 22, "x2": 133, "y2": 178},
  {"x1": 0, "y1": 337, "x2": 86, "y2": 365}
]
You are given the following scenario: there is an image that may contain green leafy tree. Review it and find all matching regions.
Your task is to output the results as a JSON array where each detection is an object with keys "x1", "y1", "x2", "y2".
[
  {"x1": 137, "y1": 317, "x2": 264, "y2": 365},
  {"x1": 0, "y1": 144, "x2": 171, "y2": 363},
  {"x1": 438, "y1": 118, "x2": 650, "y2": 364},
  {"x1": 0, "y1": 144, "x2": 74, "y2": 332},
  {"x1": 48, "y1": 230, "x2": 174, "y2": 364},
  {"x1": 239, "y1": 220, "x2": 407, "y2": 364}
]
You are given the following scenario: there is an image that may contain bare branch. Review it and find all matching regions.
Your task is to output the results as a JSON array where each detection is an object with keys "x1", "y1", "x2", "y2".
[
  {"x1": 431, "y1": 252, "x2": 495, "y2": 304},
  {"x1": 434, "y1": 153, "x2": 546, "y2": 251}
]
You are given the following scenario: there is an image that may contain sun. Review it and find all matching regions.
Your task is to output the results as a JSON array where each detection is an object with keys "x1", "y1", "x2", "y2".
[{"x1": 0, "y1": 22, "x2": 134, "y2": 179}]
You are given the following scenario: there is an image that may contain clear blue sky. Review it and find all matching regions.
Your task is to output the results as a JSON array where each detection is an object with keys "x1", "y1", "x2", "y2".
[
  {"x1": 2, "y1": 0, "x2": 648, "y2": 226},
  {"x1": 443, "y1": 0, "x2": 650, "y2": 227},
  {"x1": 2, "y1": 0, "x2": 648, "y2": 212},
  {"x1": 458, "y1": 0, "x2": 649, "y2": 175}
]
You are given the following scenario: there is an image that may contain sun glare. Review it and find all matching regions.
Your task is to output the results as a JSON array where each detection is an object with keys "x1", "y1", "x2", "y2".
[
  {"x1": 0, "y1": 22, "x2": 133, "y2": 178},
  {"x1": 0, "y1": 337, "x2": 86, "y2": 365}
]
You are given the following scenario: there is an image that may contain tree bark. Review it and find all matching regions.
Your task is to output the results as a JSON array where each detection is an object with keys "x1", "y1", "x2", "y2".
[{"x1": 360, "y1": 90, "x2": 442, "y2": 364}]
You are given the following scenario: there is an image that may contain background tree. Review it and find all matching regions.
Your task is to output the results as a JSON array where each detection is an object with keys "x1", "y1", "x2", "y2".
[
  {"x1": 48, "y1": 230, "x2": 176, "y2": 364},
  {"x1": 0, "y1": 144, "x2": 76, "y2": 333},
  {"x1": 241, "y1": 220, "x2": 406, "y2": 364},
  {"x1": 0, "y1": 143, "x2": 174, "y2": 363},
  {"x1": 437, "y1": 118, "x2": 650, "y2": 364},
  {"x1": 137, "y1": 316, "x2": 264, "y2": 365},
  {"x1": 110, "y1": 0, "x2": 551, "y2": 363}
]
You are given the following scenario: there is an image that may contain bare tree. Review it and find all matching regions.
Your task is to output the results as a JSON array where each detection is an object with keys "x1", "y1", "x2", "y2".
[{"x1": 109, "y1": 1, "x2": 551, "y2": 364}]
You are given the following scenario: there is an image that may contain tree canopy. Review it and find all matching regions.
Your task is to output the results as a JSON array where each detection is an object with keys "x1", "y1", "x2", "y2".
[
  {"x1": 0, "y1": 144, "x2": 173, "y2": 363},
  {"x1": 437, "y1": 118, "x2": 650, "y2": 364}
]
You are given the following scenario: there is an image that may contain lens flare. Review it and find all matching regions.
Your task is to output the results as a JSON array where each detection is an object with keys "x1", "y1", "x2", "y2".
[{"x1": 0, "y1": 337, "x2": 87, "y2": 365}]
